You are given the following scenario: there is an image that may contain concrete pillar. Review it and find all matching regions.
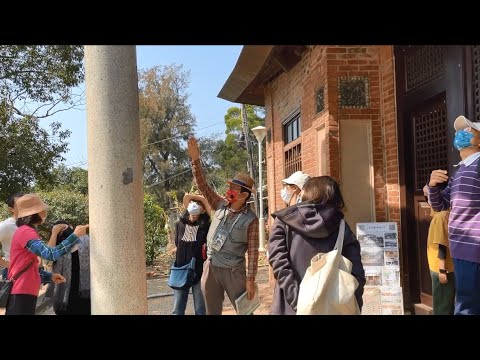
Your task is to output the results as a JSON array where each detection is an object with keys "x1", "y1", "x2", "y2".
[{"x1": 85, "y1": 46, "x2": 147, "y2": 314}]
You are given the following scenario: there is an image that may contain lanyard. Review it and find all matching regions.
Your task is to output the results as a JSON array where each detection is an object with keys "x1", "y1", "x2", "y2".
[{"x1": 218, "y1": 208, "x2": 243, "y2": 235}]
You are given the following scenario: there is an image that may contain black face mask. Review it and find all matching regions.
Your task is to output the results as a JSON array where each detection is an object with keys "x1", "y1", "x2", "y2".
[{"x1": 56, "y1": 226, "x2": 74, "y2": 246}]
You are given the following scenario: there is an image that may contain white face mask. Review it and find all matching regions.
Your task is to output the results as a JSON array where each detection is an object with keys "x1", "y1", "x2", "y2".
[
  {"x1": 187, "y1": 201, "x2": 203, "y2": 215},
  {"x1": 281, "y1": 188, "x2": 293, "y2": 205}
]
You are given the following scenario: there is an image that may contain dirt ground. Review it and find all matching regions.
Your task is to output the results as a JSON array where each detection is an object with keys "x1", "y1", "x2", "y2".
[
  {"x1": 1, "y1": 251, "x2": 274, "y2": 316},
  {"x1": 149, "y1": 249, "x2": 273, "y2": 315}
]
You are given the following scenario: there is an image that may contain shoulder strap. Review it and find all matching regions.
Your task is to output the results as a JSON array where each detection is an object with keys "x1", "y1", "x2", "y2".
[
  {"x1": 10, "y1": 260, "x2": 35, "y2": 281},
  {"x1": 333, "y1": 220, "x2": 346, "y2": 253}
]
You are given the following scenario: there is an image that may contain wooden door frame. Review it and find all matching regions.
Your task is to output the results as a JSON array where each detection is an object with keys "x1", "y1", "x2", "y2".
[{"x1": 394, "y1": 45, "x2": 469, "y2": 310}]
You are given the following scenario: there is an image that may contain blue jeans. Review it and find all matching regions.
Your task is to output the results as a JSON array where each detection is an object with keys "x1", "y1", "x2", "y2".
[
  {"x1": 172, "y1": 281, "x2": 206, "y2": 315},
  {"x1": 453, "y1": 258, "x2": 480, "y2": 315},
  {"x1": 2, "y1": 268, "x2": 7, "y2": 280}
]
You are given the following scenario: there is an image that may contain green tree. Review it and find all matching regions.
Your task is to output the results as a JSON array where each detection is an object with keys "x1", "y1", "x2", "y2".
[
  {"x1": 0, "y1": 115, "x2": 70, "y2": 201},
  {"x1": 139, "y1": 65, "x2": 196, "y2": 209},
  {"x1": 0, "y1": 45, "x2": 85, "y2": 201},
  {"x1": 144, "y1": 194, "x2": 168, "y2": 265},
  {"x1": 212, "y1": 105, "x2": 266, "y2": 194},
  {"x1": 35, "y1": 190, "x2": 89, "y2": 240},
  {"x1": 0, "y1": 45, "x2": 84, "y2": 118},
  {"x1": 36, "y1": 165, "x2": 88, "y2": 195}
]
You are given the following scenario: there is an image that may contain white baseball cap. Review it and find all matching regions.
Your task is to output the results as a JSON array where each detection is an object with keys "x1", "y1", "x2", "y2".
[
  {"x1": 281, "y1": 171, "x2": 311, "y2": 190},
  {"x1": 454, "y1": 115, "x2": 480, "y2": 132}
]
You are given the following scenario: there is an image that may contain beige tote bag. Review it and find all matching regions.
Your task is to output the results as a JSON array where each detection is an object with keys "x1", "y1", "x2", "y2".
[{"x1": 296, "y1": 219, "x2": 360, "y2": 315}]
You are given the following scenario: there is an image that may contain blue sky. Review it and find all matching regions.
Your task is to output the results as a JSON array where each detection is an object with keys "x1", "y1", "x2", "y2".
[{"x1": 40, "y1": 45, "x2": 243, "y2": 168}]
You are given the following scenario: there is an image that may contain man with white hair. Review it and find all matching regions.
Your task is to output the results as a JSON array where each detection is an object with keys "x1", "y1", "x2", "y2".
[
  {"x1": 428, "y1": 115, "x2": 480, "y2": 315},
  {"x1": 280, "y1": 171, "x2": 311, "y2": 207}
]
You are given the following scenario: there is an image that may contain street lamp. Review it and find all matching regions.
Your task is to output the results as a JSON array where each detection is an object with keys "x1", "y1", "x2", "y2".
[{"x1": 251, "y1": 125, "x2": 267, "y2": 252}]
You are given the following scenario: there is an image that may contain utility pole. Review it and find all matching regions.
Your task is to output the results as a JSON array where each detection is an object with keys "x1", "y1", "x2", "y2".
[{"x1": 241, "y1": 104, "x2": 259, "y2": 215}]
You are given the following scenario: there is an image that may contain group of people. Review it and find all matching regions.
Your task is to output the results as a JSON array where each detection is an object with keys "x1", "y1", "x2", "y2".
[
  {"x1": 6, "y1": 116, "x2": 478, "y2": 316},
  {"x1": 171, "y1": 137, "x2": 366, "y2": 315},
  {"x1": 181, "y1": 112, "x2": 480, "y2": 316},
  {"x1": 0, "y1": 193, "x2": 90, "y2": 315}
]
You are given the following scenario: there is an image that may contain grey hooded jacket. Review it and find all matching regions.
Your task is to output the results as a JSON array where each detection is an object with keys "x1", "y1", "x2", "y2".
[{"x1": 268, "y1": 203, "x2": 365, "y2": 315}]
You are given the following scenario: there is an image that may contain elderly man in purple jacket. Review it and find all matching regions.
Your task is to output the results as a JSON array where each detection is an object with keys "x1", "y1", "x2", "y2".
[{"x1": 428, "y1": 115, "x2": 480, "y2": 315}]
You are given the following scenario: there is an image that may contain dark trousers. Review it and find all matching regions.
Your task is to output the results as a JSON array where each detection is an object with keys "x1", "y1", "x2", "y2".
[
  {"x1": 453, "y1": 258, "x2": 480, "y2": 315},
  {"x1": 56, "y1": 297, "x2": 91, "y2": 315},
  {"x1": 5, "y1": 294, "x2": 37, "y2": 315},
  {"x1": 431, "y1": 271, "x2": 455, "y2": 315}
]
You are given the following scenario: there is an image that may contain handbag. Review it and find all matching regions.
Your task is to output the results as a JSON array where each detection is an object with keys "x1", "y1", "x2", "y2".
[
  {"x1": 0, "y1": 260, "x2": 35, "y2": 308},
  {"x1": 167, "y1": 257, "x2": 196, "y2": 290},
  {"x1": 296, "y1": 219, "x2": 361, "y2": 315}
]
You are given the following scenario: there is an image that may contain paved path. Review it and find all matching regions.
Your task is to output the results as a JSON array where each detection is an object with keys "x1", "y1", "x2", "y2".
[{"x1": 38, "y1": 265, "x2": 272, "y2": 315}]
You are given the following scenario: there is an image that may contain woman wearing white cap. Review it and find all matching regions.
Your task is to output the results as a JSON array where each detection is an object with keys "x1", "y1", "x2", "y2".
[{"x1": 280, "y1": 171, "x2": 311, "y2": 206}]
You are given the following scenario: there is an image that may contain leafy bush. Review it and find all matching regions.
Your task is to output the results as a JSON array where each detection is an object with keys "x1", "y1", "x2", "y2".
[
  {"x1": 0, "y1": 190, "x2": 88, "y2": 241},
  {"x1": 1, "y1": 191, "x2": 167, "y2": 266},
  {"x1": 144, "y1": 194, "x2": 168, "y2": 265},
  {"x1": 35, "y1": 190, "x2": 89, "y2": 240}
]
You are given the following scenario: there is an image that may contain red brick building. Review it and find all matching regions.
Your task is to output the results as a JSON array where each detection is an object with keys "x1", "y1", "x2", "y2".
[{"x1": 218, "y1": 45, "x2": 480, "y2": 313}]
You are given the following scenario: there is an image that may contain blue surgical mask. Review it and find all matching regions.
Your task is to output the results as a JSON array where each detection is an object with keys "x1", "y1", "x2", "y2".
[{"x1": 453, "y1": 130, "x2": 474, "y2": 150}]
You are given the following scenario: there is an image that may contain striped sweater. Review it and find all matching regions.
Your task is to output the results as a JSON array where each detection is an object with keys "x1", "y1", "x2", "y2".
[{"x1": 428, "y1": 155, "x2": 480, "y2": 264}]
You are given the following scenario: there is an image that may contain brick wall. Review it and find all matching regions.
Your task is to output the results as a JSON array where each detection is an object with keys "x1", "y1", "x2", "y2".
[
  {"x1": 265, "y1": 52, "x2": 310, "y2": 215},
  {"x1": 264, "y1": 46, "x2": 400, "y2": 230}
]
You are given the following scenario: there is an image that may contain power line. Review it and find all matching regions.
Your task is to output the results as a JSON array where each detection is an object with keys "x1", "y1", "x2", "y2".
[
  {"x1": 61, "y1": 122, "x2": 224, "y2": 169},
  {"x1": 146, "y1": 168, "x2": 192, "y2": 187},
  {"x1": 143, "y1": 121, "x2": 224, "y2": 147},
  {"x1": 64, "y1": 160, "x2": 88, "y2": 167}
]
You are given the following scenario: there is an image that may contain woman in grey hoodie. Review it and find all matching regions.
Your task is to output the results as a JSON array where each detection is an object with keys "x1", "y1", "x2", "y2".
[{"x1": 268, "y1": 176, "x2": 365, "y2": 315}]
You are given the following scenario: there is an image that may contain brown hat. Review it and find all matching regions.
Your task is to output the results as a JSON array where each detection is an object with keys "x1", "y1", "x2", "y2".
[
  {"x1": 15, "y1": 194, "x2": 49, "y2": 218},
  {"x1": 183, "y1": 194, "x2": 211, "y2": 215},
  {"x1": 226, "y1": 172, "x2": 256, "y2": 193}
]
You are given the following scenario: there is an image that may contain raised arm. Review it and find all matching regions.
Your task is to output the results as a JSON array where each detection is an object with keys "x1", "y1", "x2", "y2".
[
  {"x1": 428, "y1": 169, "x2": 451, "y2": 211},
  {"x1": 188, "y1": 137, "x2": 223, "y2": 210},
  {"x1": 26, "y1": 225, "x2": 89, "y2": 261},
  {"x1": 26, "y1": 233, "x2": 79, "y2": 261}
]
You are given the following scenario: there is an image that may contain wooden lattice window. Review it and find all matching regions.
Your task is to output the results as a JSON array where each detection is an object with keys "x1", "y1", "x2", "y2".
[
  {"x1": 413, "y1": 97, "x2": 448, "y2": 190},
  {"x1": 284, "y1": 144, "x2": 302, "y2": 178},
  {"x1": 473, "y1": 45, "x2": 480, "y2": 122},
  {"x1": 405, "y1": 45, "x2": 445, "y2": 91}
]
